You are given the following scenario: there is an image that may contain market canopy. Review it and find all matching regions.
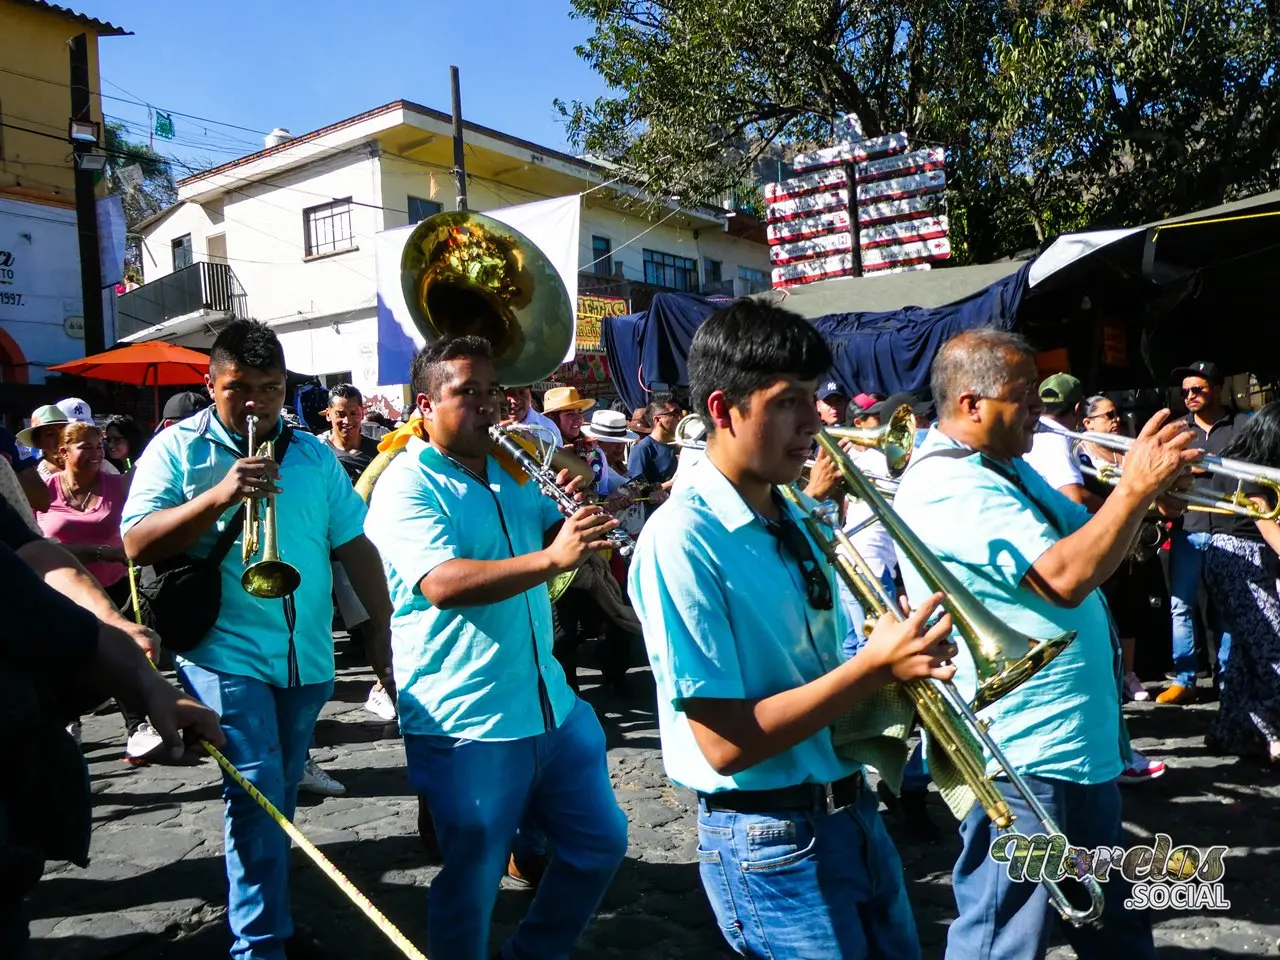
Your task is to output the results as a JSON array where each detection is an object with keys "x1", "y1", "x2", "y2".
[{"x1": 601, "y1": 188, "x2": 1280, "y2": 402}]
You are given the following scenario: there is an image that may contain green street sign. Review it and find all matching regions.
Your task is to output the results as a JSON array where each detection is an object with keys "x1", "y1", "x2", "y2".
[{"x1": 154, "y1": 112, "x2": 175, "y2": 140}]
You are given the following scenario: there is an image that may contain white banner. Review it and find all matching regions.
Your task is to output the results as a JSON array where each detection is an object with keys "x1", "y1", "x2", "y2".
[{"x1": 375, "y1": 194, "x2": 581, "y2": 385}]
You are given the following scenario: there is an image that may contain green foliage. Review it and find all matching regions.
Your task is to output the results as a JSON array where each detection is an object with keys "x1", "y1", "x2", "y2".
[
  {"x1": 559, "y1": 0, "x2": 1280, "y2": 263},
  {"x1": 103, "y1": 122, "x2": 178, "y2": 232}
]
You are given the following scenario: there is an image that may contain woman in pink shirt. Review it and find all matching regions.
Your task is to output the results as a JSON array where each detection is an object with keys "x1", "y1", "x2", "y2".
[
  {"x1": 37, "y1": 421, "x2": 161, "y2": 758},
  {"x1": 38, "y1": 420, "x2": 131, "y2": 605}
]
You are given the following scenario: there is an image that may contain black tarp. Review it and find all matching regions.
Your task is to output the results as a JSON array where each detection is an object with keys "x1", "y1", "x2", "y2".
[{"x1": 601, "y1": 266, "x2": 1030, "y2": 399}]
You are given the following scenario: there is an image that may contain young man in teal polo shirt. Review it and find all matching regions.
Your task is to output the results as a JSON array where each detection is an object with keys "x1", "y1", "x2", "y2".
[
  {"x1": 892, "y1": 328, "x2": 1197, "y2": 960},
  {"x1": 122, "y1": 320, "x2": 393, "y2": 960},
  {"x1": 363, "y1": 336, "x2": 628, "y2": 960},
  {"x1": 628, "y1": 300, "x2": 958, "y2": 958}
]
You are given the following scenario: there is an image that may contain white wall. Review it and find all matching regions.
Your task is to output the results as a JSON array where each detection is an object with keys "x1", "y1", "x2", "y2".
[
  {"x1": 138, "y1": 202, "x2": 221, "y2": 284},
  {"x1": 141, "y1": 146, "x2": 384, "y2": 325},
  {"x1": 0, "y1": 198, "x2": 105, "y2": 383},
  {"x1": 273, "y1": 309, "x2": 380, "y2": 390}
]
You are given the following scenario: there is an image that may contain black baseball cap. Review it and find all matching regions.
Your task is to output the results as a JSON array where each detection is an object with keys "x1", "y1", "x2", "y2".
[
  {"x1": 1170, "y1": 361, "x2": 1224, "y2": 386},
  {"x1": 160, "y1": 390, "x2": 210, "y2": 426},
  {"x1": 869, "y1": 391, "x2": 932, "y2": 420},
  {"x1": 816, "y1": 379, "x2": 847, "y2": 402}
]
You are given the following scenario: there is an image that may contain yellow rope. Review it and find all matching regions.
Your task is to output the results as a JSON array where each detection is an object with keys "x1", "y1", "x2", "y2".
[
  {"x1": 125, "y1": 583, "x2": 427, "y2": 957},
  {"x1": 1152, "y1": 209, "x2": 1280, "y2": 239},
  {"x1": 200, "y1": 741, "x2": 429, "y2": 960}
]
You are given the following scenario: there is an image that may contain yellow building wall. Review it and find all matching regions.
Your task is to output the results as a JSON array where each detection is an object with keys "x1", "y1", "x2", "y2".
[{"x1": 0, "y1": 0, "x2": 107, "y2": 205}]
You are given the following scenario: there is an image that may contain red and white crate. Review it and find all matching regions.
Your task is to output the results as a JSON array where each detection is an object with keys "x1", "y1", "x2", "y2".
[
  {"x1": 766, "y1": 188, "x2": 851, "y2": 223},
  {"x1": 766, "y1": 209, "x2": 853, "y2": 245},
  {"x1": 771, "y1": 252, "x2": 858, "y2": 288},
  {"x1": 856, "y1": 170, "x2": 947, "y2": 204},
  {"x1": 859, "y1": 215, "x2": 949, "y2": 250},
  {"x1": 764, "y1": 167, "x2": 849, "y2": 203},
  {"x1": 855, "y1": 146, "x2": 946, "y2": 185},
  {"x1": 769, "y1": 231, "x2": 854, "y2": 265},
  {"x1": 862, "y1": 237, "x2": 952, "y2": 272},
  {"x1": 858, "y1": 194, "x2": 946, "y2": 226},
  {"x1": 792, "y1": 132, "x2": 910, "y2": 172}
]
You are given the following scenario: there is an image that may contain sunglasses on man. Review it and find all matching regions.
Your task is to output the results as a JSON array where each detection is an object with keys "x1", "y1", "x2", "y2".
[{"x1": 1181, "y1": 386, "x2": 1211, "y2": 397}]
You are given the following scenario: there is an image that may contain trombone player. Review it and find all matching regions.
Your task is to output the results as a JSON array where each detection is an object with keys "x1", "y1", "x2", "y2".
[
  {"x1": 891, "y1": 328, "x2": 1197, "y2": 960},
  {"x1": 629, "y1": 300, "x2": 957, "y2": 958},
  {"x1": 122, "y1": 320, "x2": 393, "y2": 960}
]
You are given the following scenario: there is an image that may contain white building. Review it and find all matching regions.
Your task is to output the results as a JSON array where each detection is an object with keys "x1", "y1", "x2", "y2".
[{"x1": 125, "y1": 99, "x2": 770, "y2": 412}]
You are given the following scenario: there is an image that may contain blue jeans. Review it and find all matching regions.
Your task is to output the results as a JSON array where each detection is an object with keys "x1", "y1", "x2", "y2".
[
  {"x1": 946, "y1": 776, "x2": 1155, "y2": 960},
  {"x1": 179, "y1": 663, "x2": 333, "y2": 960},
  {"x1": 1169, "y1": 531, "x2": 1232, "y2": 685},
  {"x1": 696, "y1": 781, "x2": 920, "y2": 958},
  {"x1": 404, "y1": 698, "x2": 628, "y2": 960}
]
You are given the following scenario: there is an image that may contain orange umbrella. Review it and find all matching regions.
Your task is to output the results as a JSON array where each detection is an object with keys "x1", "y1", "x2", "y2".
[{"x1": 49, "y1": 342, "x2": 211, "y2": 422}]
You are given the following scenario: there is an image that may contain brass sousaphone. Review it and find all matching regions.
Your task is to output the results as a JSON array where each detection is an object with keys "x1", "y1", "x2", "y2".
[{"x1": 354, "y1": 210, "x2": 584, "y2": 599}]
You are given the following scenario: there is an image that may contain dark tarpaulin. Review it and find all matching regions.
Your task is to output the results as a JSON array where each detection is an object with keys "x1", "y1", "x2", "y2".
[
  {"x1": 812, "y1": 262, "x2": 1031, "y2": 396},
  {"x1": 640, "y1": 293, "x2": 736, "y2": 393},
  {"x1": 601, "y1": 310, "x2": 647, "y2": 413},
  {"x1": 601, "y1": 267, "x2": 1030, "y2": 401}
]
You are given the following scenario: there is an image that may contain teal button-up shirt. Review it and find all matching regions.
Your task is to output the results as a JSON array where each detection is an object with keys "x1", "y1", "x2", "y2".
[
  {"x1": 121, "y1": 409, "x2": 367, "y2": 688},
  {"x1": 892, "y1": 427, "x2": 1123, "y2": 784},
  {"x1": 627, "y1": 456, "x2": 860, "y2": 794},
  {"x1": 363, "y1": 436, "x2": 576, "y2": 741}
]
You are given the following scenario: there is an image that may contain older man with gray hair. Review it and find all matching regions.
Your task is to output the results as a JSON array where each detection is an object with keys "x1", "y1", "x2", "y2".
[{"x1": 891, "y1": 327, "x2": 1198, "y2": 960}]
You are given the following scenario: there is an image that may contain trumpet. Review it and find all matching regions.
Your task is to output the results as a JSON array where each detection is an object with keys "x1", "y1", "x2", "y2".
[
  {"x1": 781, "y1": 430, "x2": 1104, "y2": 927},
  {"x1": 807, "y1": 407, "x2": 916, "y2": 477},
  {"x1": 240, "y1": 414, "x2": 301, "y2": 599},
  {"x1": 489, "y1": 424, "x2": 636, "y2": 557},
  {"x1": 1052, "y1": 425, "x2": 1280, "y2": 521}
]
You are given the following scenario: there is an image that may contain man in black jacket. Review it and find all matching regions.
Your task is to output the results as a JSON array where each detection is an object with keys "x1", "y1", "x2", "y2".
[{"x1": 0, "y1": 497, "x2": 224, "y2": 960}]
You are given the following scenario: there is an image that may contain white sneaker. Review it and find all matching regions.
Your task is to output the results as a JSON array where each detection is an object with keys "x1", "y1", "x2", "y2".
[
  {"x1": 125, "y1": 721, "x2": 166, "y2": 765},
  {"x1": 365, "y1": 685, "x2": 397, "y2": 721},
  {"x1": 1124, "y1": 671, "x2": 1150, "y2": 702},
  {"x1": 299, "y1": 757, "x2": 346, "y2": 797},
  {"x1": 67, "y1": 722, "x2": 82, "y2": 745}
]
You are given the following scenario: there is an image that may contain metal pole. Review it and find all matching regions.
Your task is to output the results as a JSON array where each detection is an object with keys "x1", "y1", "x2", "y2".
[
  {"x1": 69, "y1": 33, "x2": 106, "y2": 355},
  {"x1": 450, "y1": 65, "x2": 467, "y2": 211}
]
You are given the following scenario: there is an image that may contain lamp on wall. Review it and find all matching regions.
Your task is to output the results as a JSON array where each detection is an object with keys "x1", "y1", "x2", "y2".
[
  {"x1": 74, "y1": 152, "x2": 108, "y2": 172},
  {"x1": 68, "y1": 119, "x2": 100, "y2": 144}
]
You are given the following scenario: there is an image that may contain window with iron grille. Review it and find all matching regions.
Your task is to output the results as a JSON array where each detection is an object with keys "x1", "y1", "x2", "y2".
[
  {"x1": 643, "y1": 249, "x2": 698, "y2": 291},
  {"x1": 171, "y1": 234, "x2": 193, "y2": 271},
  {"x1": 303, "y1": 198, "x2": 355, "y2": 257},
  {"x1": 408, "y1": 196, "x2": 442, "y2": 224},
  {"x1": 738, "y1": 265, "x2": 768, "y2": 285},
  {"x1": 591, "y1": 236, "x2": 613, "y2": 277},
  {"x1": 704, "y1": 259, "x2": 722, "y2": 284}
]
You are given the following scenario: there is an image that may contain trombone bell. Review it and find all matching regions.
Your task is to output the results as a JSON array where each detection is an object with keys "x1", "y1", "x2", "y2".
[{"x1": 826, "y1": 404, "x2": 916, "y2": 476}]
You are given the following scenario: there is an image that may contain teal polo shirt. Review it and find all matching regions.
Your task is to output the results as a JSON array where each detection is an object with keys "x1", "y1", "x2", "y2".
[
  {"x1": 891, "y1": 427, "x2": 1123, "y2": 784},
  {"x1": 121, "y1": 408, "x2": 367, "y2": 688},
  {"x1": 363, "y1": 436, "x2": 576, "y2": 741},
  {"x1": 627, "y1": 456, "x2": 861, "y2": 794}
]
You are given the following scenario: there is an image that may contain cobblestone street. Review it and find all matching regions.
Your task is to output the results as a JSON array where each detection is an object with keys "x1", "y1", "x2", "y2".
[{"x1": 28, "y1": 638, "x2": 1280, "y2": 960}]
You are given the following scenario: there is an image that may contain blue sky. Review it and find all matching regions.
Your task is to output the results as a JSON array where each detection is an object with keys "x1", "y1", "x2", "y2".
[{"x1": 74, "y1": 0, "x2": 611, "y2": 174}]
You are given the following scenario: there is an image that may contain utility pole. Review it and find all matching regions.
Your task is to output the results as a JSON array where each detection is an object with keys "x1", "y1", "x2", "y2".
[
  {"x1": 450, "y1": 66, "x2": 468, "y2": 212},
  {"x1": 69, "y1": 33, "x2": 106, "y2": 355}
]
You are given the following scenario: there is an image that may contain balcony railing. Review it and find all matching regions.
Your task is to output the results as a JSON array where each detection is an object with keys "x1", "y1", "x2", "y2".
[{"x1": 117, "y1": 261, "x2": 248, "y2": 338}]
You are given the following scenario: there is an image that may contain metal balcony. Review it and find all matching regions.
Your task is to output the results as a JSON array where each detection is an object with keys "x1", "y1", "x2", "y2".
[{"x1": 116, "y1": 261, "x2": 248, "y2": 339}]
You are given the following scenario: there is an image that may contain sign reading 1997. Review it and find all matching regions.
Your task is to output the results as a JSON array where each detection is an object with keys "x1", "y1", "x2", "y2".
[{"x1": 0, "y1": 250, "x2": 22, "y2": 306}]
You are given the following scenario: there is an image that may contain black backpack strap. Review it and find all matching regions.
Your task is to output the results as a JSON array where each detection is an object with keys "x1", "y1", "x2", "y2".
[{"x1": 205, "y1": 425, "x2": 294, "y2": 568}]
